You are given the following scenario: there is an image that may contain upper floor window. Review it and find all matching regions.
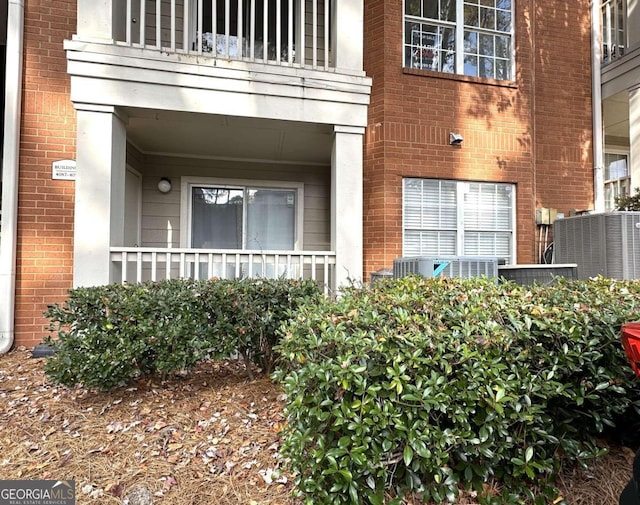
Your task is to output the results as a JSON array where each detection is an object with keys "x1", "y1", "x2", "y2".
[
  {"x1": 602, "y1": 0, "x2": 626, "y2": 65},
  {"x1": 403, "y1": 0, "x2": 514, "y2": 81}
]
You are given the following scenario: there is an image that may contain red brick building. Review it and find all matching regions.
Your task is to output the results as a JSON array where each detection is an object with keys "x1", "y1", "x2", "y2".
[
  {"x1": 2, "y1": 0, "x2": 77, "y2": 350},
  {"x1": 363, "y1": 0, "x2": 595, "y2": 277},
  {"x1": 0, "y1": 1, "x2": 606, "y2": 350}
]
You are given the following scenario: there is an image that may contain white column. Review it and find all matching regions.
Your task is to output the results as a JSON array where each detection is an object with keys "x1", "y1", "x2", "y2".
[
  {"x1": 331, "y1": 126, "x2": 364, "y2": 288},
  {"x1": 74, "y1": 106, "x2": 127, "y2": 287},
  {"x1": 332, "y1": 0, "x2": 364, "y2": 71},
  {"x1": 628, "y1": 0, "x2": 640, "y2": 49},
  {"x1": 77, "y1": 0, "x2": 123, "y2": 41},
  {"x1": 630, "y1": 87, "x2": 640, "y2": 192}
]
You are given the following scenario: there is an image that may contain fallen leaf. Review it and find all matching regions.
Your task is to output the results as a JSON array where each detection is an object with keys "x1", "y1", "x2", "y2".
[
  {"x1": 162, "y1": 475, "x2": 178, "y2": 490},
  {"x1": 153, "y1": 421, "x2": 168, "y2": 430},
  {"x1": 109, "y1": 483, "x2": 124, "y2": 497}
]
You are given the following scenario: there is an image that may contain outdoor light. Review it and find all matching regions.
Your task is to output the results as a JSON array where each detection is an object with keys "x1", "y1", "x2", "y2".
[
  {"x1": 157, "y1": 177, "x2": 172, "y2": 193},
  {"x1": 449, "y1": 132, "x2": 464, "y2": 146}
]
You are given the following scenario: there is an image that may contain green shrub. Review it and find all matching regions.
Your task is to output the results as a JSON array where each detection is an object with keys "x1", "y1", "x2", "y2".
[
  {"x1": 274, "y1": 276, "x2": 640, "y2": 504},
  {"x1": 201, "y1": 277, "x2": 322, "y2": 376},
  {"x1": 43, "y1": 279, "x2": 215, "y2": 390},
  {"x1": 43, "y1": 277, "x2": 322, "y2": 390},
  {"x1": 615, "y1": 187, "x2": 640, "y2": 210}
]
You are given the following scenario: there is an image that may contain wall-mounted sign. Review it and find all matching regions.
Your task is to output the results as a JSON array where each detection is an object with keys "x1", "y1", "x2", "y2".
[{"x1": 52, "y1": 159, "x2": 76, "y2": 180}]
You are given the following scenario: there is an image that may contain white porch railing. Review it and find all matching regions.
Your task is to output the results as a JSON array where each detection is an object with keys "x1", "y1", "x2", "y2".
[
  {"x1": 110, "y1": 247, "x2": 336, "y2": 294},
  {"x1": 120, "y1": 0, "x2": 332, "y2": 70}
]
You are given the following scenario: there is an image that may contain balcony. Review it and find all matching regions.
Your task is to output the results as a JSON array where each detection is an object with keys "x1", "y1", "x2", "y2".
[
  {"x1": 111, "y1": 247, "x2": 336, "y2": 294},
  {"x1": 68, "y1": 0, "x2": 368, "y2": 293},
  {"x1": 72, "y1": 0, "x2": 366, "y2": 75},
  {"x1": 68, "y1": 0, "x2": 368, "y2": 125},
  {"x1": 116, "y1": 0, "x2": 332, "y2": 70}
]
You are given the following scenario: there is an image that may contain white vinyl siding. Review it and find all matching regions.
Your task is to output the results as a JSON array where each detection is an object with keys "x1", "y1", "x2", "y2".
[
  {"x1": 403, "y1": 178, "x2": 515, "y2": 263},
  {"x1": 137, "y1": 155, "x2": 330, "y2": 251}
]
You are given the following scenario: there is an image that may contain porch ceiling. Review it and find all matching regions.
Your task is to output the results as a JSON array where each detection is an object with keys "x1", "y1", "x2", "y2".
[{"x1": 121, "y1": 108, "x2": 334, "y2": 164}]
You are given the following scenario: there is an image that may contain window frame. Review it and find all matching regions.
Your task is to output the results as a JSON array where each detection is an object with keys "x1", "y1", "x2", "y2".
[
  {"x1": 402, "y1": 0, "x2": 516, "y2": 81},
  {"x1": 180, "y1": 176, "x2": 304, "y2": 251},
  {"x1": 402, "y1": 177, "x2": 517, "y2": 264},
  {"x1": 603, "y1": 148, "x2": 631, "y2": 211}
]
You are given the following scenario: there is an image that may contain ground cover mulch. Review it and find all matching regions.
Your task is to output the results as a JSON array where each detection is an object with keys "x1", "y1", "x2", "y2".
[{"x1": 0, "y1": 348, "x2": 633, "y2": 504}]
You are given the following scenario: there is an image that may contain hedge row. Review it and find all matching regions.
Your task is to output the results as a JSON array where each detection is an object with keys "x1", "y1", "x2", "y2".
[
  {"x1": 273, "y1": 276, "x2": 640, "y2": 504},
  {"x1": 43, "y1": 277, "x2": 321, "y2": 390}
]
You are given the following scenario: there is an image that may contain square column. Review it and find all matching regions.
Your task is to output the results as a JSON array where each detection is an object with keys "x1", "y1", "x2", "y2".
[
  {"x1": 332, "y1": 126, "x2": 364, "y2": 288},
  {"x1": 76, "y1": 0, "x2": 127, "y2": 41},
  {"x1": 74, "y1": 106, "x2": 127, "y2": 287},
  {"x1": 629, "y1": 0, "x2": 640, "y2": 49},
  {"x1": 630, "y1": 88, "x2": 640, "y2": 191},
  {"x1": 332, "y1": 0, "x2": 365, "y2": 72}
]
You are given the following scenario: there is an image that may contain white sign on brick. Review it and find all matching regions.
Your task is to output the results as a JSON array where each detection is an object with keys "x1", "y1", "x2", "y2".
[{"x1": 52, "y1": 159, "x2": 76, "y2": 180}]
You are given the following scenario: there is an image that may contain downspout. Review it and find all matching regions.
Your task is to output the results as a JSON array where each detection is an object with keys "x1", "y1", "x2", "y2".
[
  {"x1": 0, "y1": 0, "x2": 24, "y2": 354},
  {"x1": 592, "y1": 0, "x2": 605, "y2": 213}
]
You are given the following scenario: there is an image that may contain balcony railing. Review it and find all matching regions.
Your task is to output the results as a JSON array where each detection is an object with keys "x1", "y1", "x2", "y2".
[
  {"x1": 119, "y1": 0, "x2": 332, "y2": 70},
  {"x1": 601, "y1": 0, "x2": 626, "y2": 65},
  {"x1": 110, "y1": 247, "x2": 336, "y2": 294}
]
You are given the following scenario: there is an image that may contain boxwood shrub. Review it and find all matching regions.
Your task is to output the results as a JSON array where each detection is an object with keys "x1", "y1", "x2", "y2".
[
  {"x1": 274, "y1": 276, "x2": 640, "y2": 504},
  {"x1": 43, "y1": 277, "x2": 321, "y2": 390},
  {"x1": 43, "y1": 279, "x2": 214, "y2": 390},
  {"x1": 199, "y1": 277, "x2": 323, "y2": 376}
]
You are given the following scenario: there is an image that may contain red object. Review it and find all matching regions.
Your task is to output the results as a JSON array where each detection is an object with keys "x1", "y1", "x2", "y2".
[{"x1": 622, "y1": 322, "x2": 640, "y2": 378}]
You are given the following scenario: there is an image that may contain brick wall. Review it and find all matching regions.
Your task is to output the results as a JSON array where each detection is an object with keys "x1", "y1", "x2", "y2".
[
  {"x1": 10, "y1": 0, "x2": 595, "y2": 344},
  {"x1": 363, "y1": 0, "x2": 594, "y2": 279},
  {"x1": 15, "y1": 0, "x2": 77, "y2": 347}
]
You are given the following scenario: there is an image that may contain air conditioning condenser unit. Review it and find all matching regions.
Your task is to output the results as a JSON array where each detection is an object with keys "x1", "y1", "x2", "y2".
[{"x1": 553, "y1": 212, "x2": 640, "y2": 280}]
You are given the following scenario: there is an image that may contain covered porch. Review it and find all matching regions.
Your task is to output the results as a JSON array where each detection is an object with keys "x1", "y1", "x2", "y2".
[
  {"x1": 67, "y1": 0, "x2": 370, "y2": 293},
  {"x1": 73, "y1": 108, "x2": 363, "y2": 293},
  {"x1": 599, "y1": 0, "x2": 640, "y2": 211}
]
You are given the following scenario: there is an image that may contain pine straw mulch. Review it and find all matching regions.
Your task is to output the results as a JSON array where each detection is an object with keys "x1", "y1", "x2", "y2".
[{"x1": 0, "y1": 347, "x2": 634, "y2": 505}]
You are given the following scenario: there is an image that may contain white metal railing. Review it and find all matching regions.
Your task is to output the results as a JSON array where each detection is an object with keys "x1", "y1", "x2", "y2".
[
  {"x1": 602, "y1": 0, "x2": 626, "y2": 65},
  {"x1": 605, "y1": 176, "x2": 631, "y2": 211},
  {"x1": 120, "y1": 0, "x2": 332, "y2": 70},
  {"x1": 110, "y1": 247, "x2": 336, "y2": 294}
]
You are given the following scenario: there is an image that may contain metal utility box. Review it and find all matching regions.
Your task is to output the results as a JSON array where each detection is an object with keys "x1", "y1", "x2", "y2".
[
  {"x1": 553, "y1": 212, "x2": 640, "y2": 280},
  {"x1": 393, "y1": 256, "x2": 498, "y2": 279},
  {"x1": 498, "y1": 264, "x2": 577, "y2": 286},
  {"x1": 370, "y1": 268, "x2": 393, "y2": 287}
]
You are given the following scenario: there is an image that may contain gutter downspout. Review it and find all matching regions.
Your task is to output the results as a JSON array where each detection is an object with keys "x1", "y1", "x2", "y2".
[
  {"x1": 0, "y1": 0, "x2": 24, "y2": 354},
  {"x1": 592, "y1": 0, "x2": 605, "y2": 213}
]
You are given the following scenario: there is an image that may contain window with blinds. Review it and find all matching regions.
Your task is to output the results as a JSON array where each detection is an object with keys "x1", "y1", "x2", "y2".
[{"x1": 403, "y1": 178, "x2": 515, "y2": 263}]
